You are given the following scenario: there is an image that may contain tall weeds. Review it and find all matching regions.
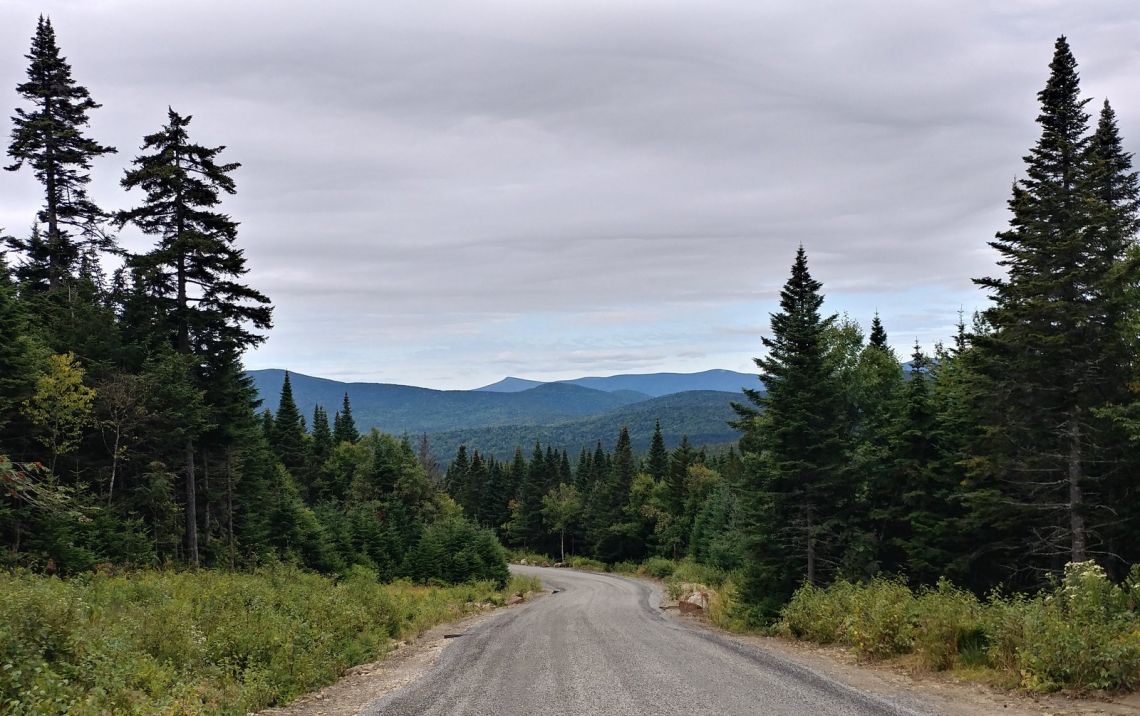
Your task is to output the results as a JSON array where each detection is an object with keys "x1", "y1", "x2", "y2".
[{"x1": 0, "y1": 566, "x2": 540, "y2": 715}]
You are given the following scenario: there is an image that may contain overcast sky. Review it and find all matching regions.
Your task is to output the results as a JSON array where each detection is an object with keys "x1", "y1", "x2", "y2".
[{"x1": 2, "y1": 1, "x2": 1139, "y2": 389}]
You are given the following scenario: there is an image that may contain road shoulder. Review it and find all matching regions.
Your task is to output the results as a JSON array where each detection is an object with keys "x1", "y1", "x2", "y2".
[{"x1": 258, "y1": 591, "x2": 549, "y2": 716}]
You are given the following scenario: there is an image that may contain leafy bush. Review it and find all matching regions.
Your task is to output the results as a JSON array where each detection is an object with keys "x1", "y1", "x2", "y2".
[
  {"x1": 566, "y1": 556, "x2": 606, "y2": 571},
  {"x1": 639, "y1": 557, "x2": 676, "y2": 579},
  {"x1": 609, "y1": 561, "x2": 639, "y2": 575},
  {"x1": 0, "y1": 565, "x2": 532, "y2": 715},
  {"x1": 779, "y1": 562, "x2": 1140, "y2": 693},
  {"x1": 781, "y1": 580, "x2": 856, "y2": 644},
  {"x1": 1016, "y1": 562, "x2": 1140, "y2": 693},
  {"x1": 912, "y1": 579, "x2": 984, "y2": 671}
]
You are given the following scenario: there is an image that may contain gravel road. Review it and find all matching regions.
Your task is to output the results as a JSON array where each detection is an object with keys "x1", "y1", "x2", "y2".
[{"x1": 365, "y1": 565, "x2": 932, "y2": 716}]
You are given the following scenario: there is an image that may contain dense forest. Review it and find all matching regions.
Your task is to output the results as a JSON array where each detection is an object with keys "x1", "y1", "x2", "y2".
[
  {"x1": 0, "y1": 17, "x2": 505, "y2": 587},
  {"x1": 439, "y1": 37, "x2": 1140, "y2": 621}
]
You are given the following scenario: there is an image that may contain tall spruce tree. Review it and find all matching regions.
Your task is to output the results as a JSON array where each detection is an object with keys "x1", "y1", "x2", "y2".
[
  {"x1": 117, "y1": 108, "x2": 271, "y2": 566},
  {"x1": 868, "y1": 312, "x2": 888, "y2": 350},
  {"x1": 271, "y1": 372, "x2": 306, "y2": 471},
  {"x1": 970, "y1": 38, "x2": 1140, "y2": 570},
  {"x1": 6, "y1": 16, "x2": 116, "y2": 291},
  {"x1": 734, "y1": 247, "x2": 848, "y2": 617},
  {"x1": 647, "y1": 419, "x2": 669, "y2": 481},
  {"x1": 333, "y1": 392, "x2": 359, "y2": 444}
]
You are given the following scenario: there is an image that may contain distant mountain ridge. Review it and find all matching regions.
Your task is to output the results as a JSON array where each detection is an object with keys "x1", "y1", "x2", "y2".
[
  {"x1": 476, "y1": 369, "x2": 756, "y2": 397},
  {"x1": 248, "y1": 370, "x2": 651, "y2": 435},
  {"x1": 248, "y1": 369, "x2": 752, "y2": 455},
  {"x1": 428, "y1": 390, "x2": 742, "y2": 461}
]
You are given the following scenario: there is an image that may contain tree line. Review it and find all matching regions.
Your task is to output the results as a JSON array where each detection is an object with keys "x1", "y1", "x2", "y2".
[
  {"x1": 439, "y1": 37, "x2": 1140, "y2": 621},
  {"x1": 0, "y1": 17, "x2": 505, "y2": 585}
]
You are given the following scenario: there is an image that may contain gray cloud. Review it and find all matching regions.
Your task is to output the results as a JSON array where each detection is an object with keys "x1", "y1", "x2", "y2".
[{"x1": 2, "y1": 1, "x2": 1139, "y2": 387}]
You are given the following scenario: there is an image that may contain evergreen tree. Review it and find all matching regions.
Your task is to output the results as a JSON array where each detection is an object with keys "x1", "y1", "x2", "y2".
[
  {"x1": 6, "y1": 16, "x2": 116, "y2": 291},
  {"x1": 970, "y1": 37, "x2": 1140, "y2": 571},
  {"x1": 0, "y1": 254, "x2": 35, "y2": 439},
  {"x1": 518, "y1": 441, "x2": 548, "y2": 548},
  {"x1": 118, "y1": 108, "x2": 271, "y2": 364},
  {"x1": 117, "y1": 108, "x2": 271, "y2": 567},
  {"x1": 271, "y1": 372, "x2": 306, "y2": 471},
  {"x1": 333, "y1": 392, "x2": 359, "y2": 444},
  {"x1": 647, "y1": 419, "x2": 669, "y2": 481},
  {"x1": 735, "y1": 247, "x2": 848, "y2": 618},
  {"x1": 868, "y1": 312, "x2": 888, "y2": 350},
  {"x1": 574, "y1": 446, "x2": 590, "y2": 490},
  {"x1": 311, "y1": 405, "x2": 333, "y2": 463}
]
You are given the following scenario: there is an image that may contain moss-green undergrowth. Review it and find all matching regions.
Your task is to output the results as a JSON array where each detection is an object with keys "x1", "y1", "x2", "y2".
[{"x1": 0, "y1": 565, "x2": 541, "y2": 715}]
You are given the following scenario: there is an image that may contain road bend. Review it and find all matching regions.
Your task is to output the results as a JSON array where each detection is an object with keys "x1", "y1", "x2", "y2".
[{"x1": 366, "y1": 565, "x2": 931, "y2": 716}]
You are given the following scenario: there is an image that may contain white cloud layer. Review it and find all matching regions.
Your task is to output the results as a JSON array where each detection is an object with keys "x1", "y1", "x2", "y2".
[{"x1": 2, "y1": 1, "x2": 1139, "y2": 387}]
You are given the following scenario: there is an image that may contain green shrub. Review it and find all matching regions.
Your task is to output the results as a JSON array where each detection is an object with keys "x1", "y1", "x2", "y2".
[
  {"x1": 843, "y1": 577, "x2": 915, "y2": 659},
  {"x1": 912, "y1": 579, "x2": 984, "y2": 671},
  {"x1": 669, "y1": 559, "x2": 730, "y2": 589},
  {"x1": 779, "y1": 563, "x2": 1140, "y2": 693},
  {"x1": 609, "y1": 561, "x2": 639, "y2": 575},
  {"x1": 781, "y1": 580, "x2": 856, "y2": 644},
  {"x1": 640, "y1": 557, "x2": 676, "y2": 579},
  {"x1": 0, "y1": 565, "x2": 532, "y2": 715},
  {"x1": 566, "y1": 556, "x2": 606, "y2": 571},
  {"x1": 1016, "y1": 562, "x2": 1140, "y2": 693}
]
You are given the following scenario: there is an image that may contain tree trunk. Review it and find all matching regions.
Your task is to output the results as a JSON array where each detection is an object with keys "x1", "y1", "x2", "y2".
[
  {"x1": 203, "y1": 450, "x2": 211, "y2": 548},
  {"x1": 108, "y1": 427, "x2": 120, "y2": 506},
  {"x1": 806, "y1": 497, "x2": 816, "y2": 586},
  {"x1": 185, "y1": 438, "x2": 199, "y2": 567},
  {"x1": 226, "y1": 454, "x2": 235, "y2": 569},
  {"x1": 1068, "y1": 410, "x2": 1087, "y2": 563},
  {"x1": 561, "y1": 530, "x2": 566, "y2": 564}
]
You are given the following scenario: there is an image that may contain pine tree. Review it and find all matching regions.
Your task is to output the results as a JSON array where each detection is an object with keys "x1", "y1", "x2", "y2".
[
  {"x1": 647, "y1": 419, "x2": 668, "y2": 481},
  {"x1": 333, "y1": 392, "x2": 359, "y2": 444},
  {"x1": 270, "y1": 372, "x2": 306, "y2": 471},
  {"x1": 868, "y1": 312, "x2": 888, "y2": 350},
  {"x1": 735, "y1": 247, "x2": 848, "y2": 617},
  {"x1": 117, "y1": 108, "x2": 271, "y2": 567},
  {"x1": 0, "y1": 254, "x2": 35, "y2": 439},
  {"x1": 518, "y1": 441, "x2": 548, "y2": 548},
  {"x1": 6, "y1": 16, "x2": 116, "y2": 291},
  {"x1": 970, "y1": 38, "x2": 1140, "y2": 570},
  {"x1": 118, "y1": 108, "x2": 271, "y2": 364},
  {"x1": 311, "y1": 405, "x2": 333, "y2": 463}
]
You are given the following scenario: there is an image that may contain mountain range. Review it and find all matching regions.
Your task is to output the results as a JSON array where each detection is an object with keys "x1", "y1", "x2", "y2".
[
  {"x1": 475, "y1": 369, "x2": 755, "y2": 397},
  {"x1": 248, "y1": 369, "x2": 753, "y2": 457}
]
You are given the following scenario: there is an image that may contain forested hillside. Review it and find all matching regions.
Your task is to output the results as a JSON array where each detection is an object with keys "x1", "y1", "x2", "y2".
[
  {"x1": 427, "y1": 390, "x2": 740, "y2": 461},
  {"x1": 247, "y1": 369, "x2": 651, "y2": 434},
  {"x1": 475, "y1": 369, "x2": 754, "y2": 396}
]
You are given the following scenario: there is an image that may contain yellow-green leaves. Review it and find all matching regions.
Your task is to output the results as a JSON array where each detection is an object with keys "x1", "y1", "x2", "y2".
[{"x1": 22, "y1": 353, "x2": 96, "y2": 472}]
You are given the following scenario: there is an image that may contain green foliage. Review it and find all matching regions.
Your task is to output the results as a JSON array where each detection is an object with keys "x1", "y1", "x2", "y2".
[
  {"x1": 401, "y1": 518, "x2": 509, "y2": 588},
  {"x1": 779, "y1": 563, "x2": 1140, "y2": 693},
  {"x1": 0, "y1": 565, "x2": 532, "y2": 715},
  {"x1": 22, "y1": 352, "x2": 96, "y2": 473},
  {"x1": 6, "y1": 16, "x2": 117, "y2": 291}
]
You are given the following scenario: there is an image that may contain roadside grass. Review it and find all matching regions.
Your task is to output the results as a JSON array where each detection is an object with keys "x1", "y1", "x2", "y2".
[
  {"x1": 780, "y1": 562, "x2": 1140, "y2": 694},
  {"x1": 0, "y1": 565, "x2": 541, "y2": 716}
]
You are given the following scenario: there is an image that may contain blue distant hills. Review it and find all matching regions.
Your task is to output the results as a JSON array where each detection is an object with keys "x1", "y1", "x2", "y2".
[
  {"x1": 247, "y1": 368, "x2": 756, "y2": 456},
  {"x1": 476, "y1": 369, "x2": 756, "y2": 397}
]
